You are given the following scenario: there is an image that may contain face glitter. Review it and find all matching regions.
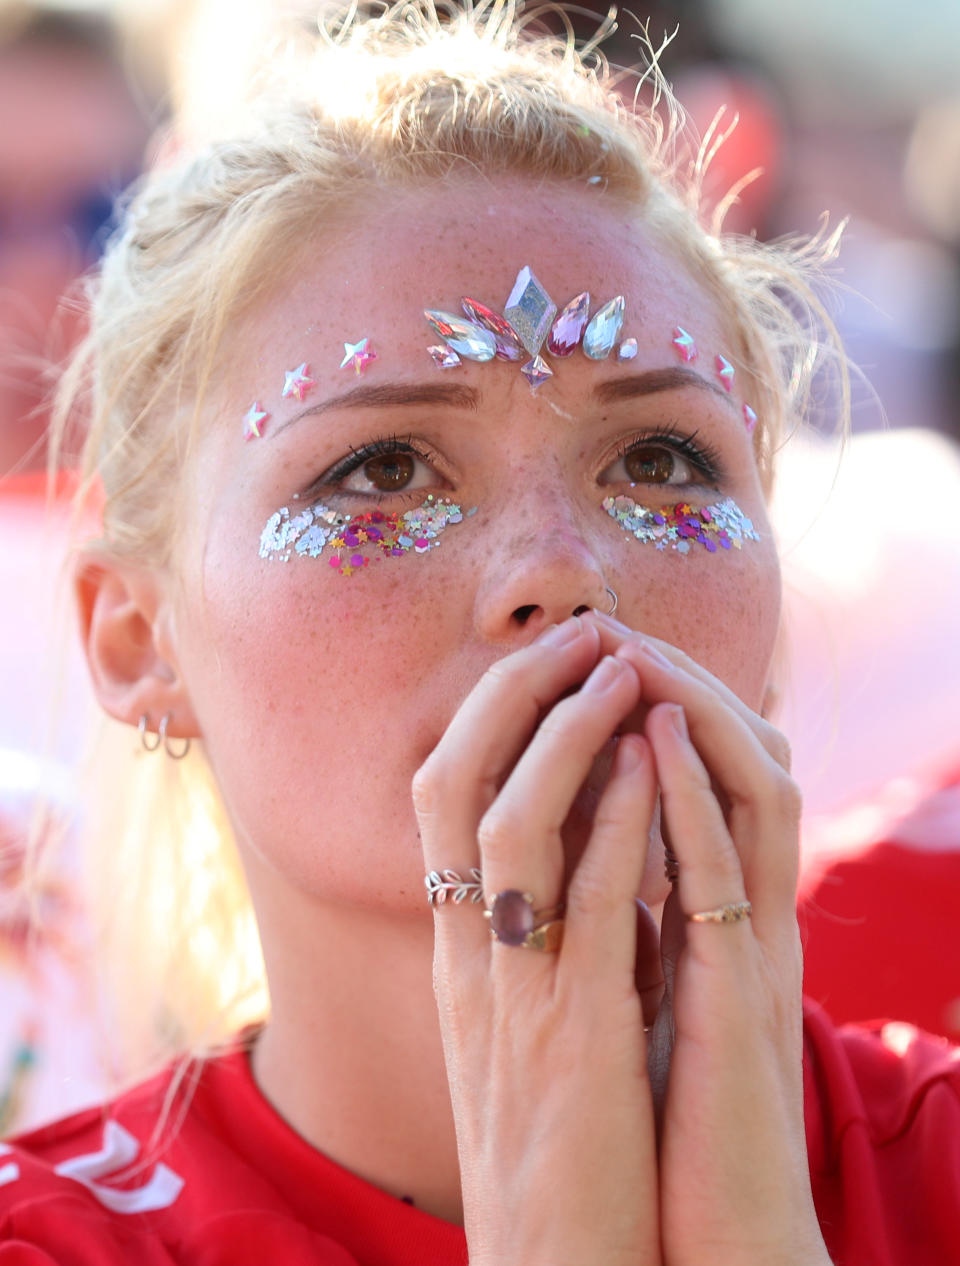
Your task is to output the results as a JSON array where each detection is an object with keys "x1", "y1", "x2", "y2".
[
  {"x1": 427, "y1": 344, "x2": 462, "y2": 369},
  {"x1": 617, "y1": 338, "x2": 638, "y2": 361},
  {"x1": 547, "y1": 292, "x2": 590, "y2": 357},
  {"x1": 715, "y1": 354, "x2": 735, "y2": 392},
  {"x1": 672, "y1": 327, "x2": 698, "y2": 362},
  {"x1": 259, "y1": 496, "x2": 473, "y2": 572},
  {"x1": 242, "y1": 402, "x2": 269, "y2": 441},
  {"x1": 423, "y1": 311, "x2": 497, "y2": 362},
  {"x1": 340, "y1": 338, "x2": 378, "y2": 375},
  {"x1": 583, "y1": 296, "x2": 625, "y2": 360},
  {"x1": 602, "y1": 494, "x2": 760, "y2": 555},
  {"x1": 282, "y1": 363, "x2": 316, "y2": 401}
]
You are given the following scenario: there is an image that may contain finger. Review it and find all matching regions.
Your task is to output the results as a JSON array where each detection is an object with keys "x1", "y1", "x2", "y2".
[
  {"x1": 586, "y1": 610, "x2": 792, "y2": 772},
  {"x1": 479, "y1": 656, "x2": 641, "y2": 918},
  {"x1": 414, "y1": 617, "x2": 600, "y2": 944},
  {"x1": 616, "y1": 640, "x2": 801, "y2": 909},
  {"x1": 560, "y1": 732, "x2": 655, "y2": 991},
  {"x1": 645, "y1": 701, "x2": 752, "y2": 938}
]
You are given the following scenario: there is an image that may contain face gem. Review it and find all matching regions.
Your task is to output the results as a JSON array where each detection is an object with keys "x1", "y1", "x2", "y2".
[
  {"x1": 242, "y1": 402, "x2": 269, "y2": 441},
  {"x1": 715, "y1": 354, "x2": 735, "y2": 392},
  {"x1": 503, "y1": 266, "x2": 558, "y2": 356},
  {"x1": 423, "y1": 311, "x2": 497, "y2": 362},
  {"x1": 259, "y1": 495, "x2": 471, "y2": 571},
  {"x1": 427, "y1": 344, "x2": 462, "y2": 369},
  {"x1": 603, "y1": 495, "x2": 760, "y2": 555},
  {"x1": 340, "y1": 338, "x2": 378, "y2": 375},
  {"x1": 672, "y1": 327, "x2": 698, "y2": 362},
  {"x1": 582, "y1": 296, "x2": 625, "y2": 360},
  {"x1": 519, "y1": 355, "x2": 553, "y2": 390},
  {"x1": 547, "y1": 292, "x2": 591, "y2": 357},
  {"x1": 460, "y1": 298, "x2": 525, "y2": 361},
  {"x1": 617, "y1": 338, "x2": 639, "y2": 361},
  {"x1": 743, "y1": 404, "x2": 758, "y2": 434},
  {"x1": 282, "y1": 363, "x2": 316, "y2": 400}
]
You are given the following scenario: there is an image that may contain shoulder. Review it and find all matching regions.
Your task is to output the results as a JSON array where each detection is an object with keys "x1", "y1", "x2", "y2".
[{"x1": 803, "y1": 997, "x2": 960, "y2": 1265}]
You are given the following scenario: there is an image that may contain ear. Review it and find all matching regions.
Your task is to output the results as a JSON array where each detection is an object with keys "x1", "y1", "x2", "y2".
[{"x1": 74, "y1": 550, "x2": 199, "y2": 741}]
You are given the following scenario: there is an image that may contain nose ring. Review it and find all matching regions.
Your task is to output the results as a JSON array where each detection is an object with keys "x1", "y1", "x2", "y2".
[{"x1": 605, "y1": 586, "x2": 619, "y2": 617}]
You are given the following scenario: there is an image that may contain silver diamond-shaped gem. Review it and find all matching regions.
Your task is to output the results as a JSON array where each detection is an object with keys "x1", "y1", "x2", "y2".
[
  {"x1": 503, "y1": 267, "x2": 557, "y2": 355},
  {"x1": 583, "y1": 296, "x2": 625, "y2": 360}
]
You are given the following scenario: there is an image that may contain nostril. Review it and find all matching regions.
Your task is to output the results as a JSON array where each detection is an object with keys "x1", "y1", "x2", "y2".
[
  {"x1": 512, "y1": 605, "x2": 538, "y2": 625},
  {"x1": 571, "y1": 604, "x2": 590, "y2": 616}
]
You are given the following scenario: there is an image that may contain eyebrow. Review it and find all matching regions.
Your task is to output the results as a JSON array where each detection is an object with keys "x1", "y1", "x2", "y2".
[
  {"x1": 593, "y1": 366, "x2": 734, "y2": 408},
  {"x1": 276, "y1": 381, "x2": 480, "y2": 433},
  {"x1": 276, "y1": 364, "x2": 732, "y2": 434}
]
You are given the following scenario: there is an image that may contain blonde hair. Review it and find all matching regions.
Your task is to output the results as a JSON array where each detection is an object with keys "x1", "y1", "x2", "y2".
[{"x1": 50, "y1": 0, "x2": 847, "y2": 1080}]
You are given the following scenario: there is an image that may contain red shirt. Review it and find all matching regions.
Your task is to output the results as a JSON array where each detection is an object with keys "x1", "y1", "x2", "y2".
[{"x1": 1, "y1": 1000, "x2": 958, "y2": 1265}]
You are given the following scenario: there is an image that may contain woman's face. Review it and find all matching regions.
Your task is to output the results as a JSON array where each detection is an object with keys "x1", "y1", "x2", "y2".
[{"x1": 167, "y1": 177, "x2": 781, "y2": 910}]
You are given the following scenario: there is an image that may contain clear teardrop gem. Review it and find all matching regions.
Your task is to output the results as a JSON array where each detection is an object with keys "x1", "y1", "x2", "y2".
[
  {"x1": 460, "y1": 298, "x2": 524, "y2": 361},
  {"x1": 503, "y1": 267, "x2": 557, "y2": 355},
  {"x1": 423, "y1": 311, "x2": 497, "y2": 362},
  {"x1": 617, "y1": 338, "x2": 638, "y2": 361},
  {"x1": 583, "y1": 296, "x2": 625, "y2": 360},
  {"x1": 520, "y1": 355, "x2": 553, "y2": 390},
  {"x1": 547, "y1": 292, "x2": 591, "y2": 357}
]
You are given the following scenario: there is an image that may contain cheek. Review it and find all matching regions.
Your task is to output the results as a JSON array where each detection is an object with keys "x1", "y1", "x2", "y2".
[{"x1": 612, "y1": 516, "x2": 780, "y2": 707}]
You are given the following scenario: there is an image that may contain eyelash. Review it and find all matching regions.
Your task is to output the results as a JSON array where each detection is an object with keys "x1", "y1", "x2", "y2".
[
  {"x1": 302, "y1": 424, "x2": 725, "y2": 504},
  {"x1": 612, "y1": 424, "x2": 724, "y2": 486}
]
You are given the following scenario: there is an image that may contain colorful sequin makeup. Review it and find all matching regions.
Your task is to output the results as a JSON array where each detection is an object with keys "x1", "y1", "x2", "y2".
[
  {"x1": 603, "y1": 495, "x2": 760, "y2": 555},
  {"x1": 259, "y1": 495, "x2": 474, "y2": 576},
  {"x1": 282, "y1": 363, "x2": 316, "y2": 400},
  {"x1": 242, "y1": 402, "x2": 269, "y2": 441},
  {"x1": 340, "y1": 338, "x2": 377, "y2": 375}
]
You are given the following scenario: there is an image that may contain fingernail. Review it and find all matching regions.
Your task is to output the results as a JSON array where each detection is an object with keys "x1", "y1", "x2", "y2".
[
  {"x1": 590, "y1": 609, "x2": 631, "y2": 634},
  {"x1": 583, "y1": 655, "x2": 625, "y2": 693},
  {"x1": 615, "y1": 734, "x2": 644, "y2": 771},
  {"x1": 638, "y1": 640, "x2": 673, "y2": 671},
  {"x1": 670, "y1": 704, "x2": 688, "y2": 740},
  {"x1": 539, "y1": 620, "x2": 582, "y2": 648}
]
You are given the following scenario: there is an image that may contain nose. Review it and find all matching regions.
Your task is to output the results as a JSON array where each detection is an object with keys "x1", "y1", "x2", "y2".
[{"x1": 473, "y1": 515, "x2": 612, "y2": 643}]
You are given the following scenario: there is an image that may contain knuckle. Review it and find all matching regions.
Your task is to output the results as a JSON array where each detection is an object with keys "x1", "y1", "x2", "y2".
[
  {"x1": 566, "y1": 869, "x2": 621, "y2": 920},
  {"x1": 770, "y1": 769, "x2": 803, "y2": 822},
  {"x1": 411, "y1": 758, "x2": 440, "y2": 815},
  {"x1": 476, "y1": 812, "x2": 522, "y2": 865},
  {"x1": 759, "y1": 718, "x2": 793, "y2": 772}
]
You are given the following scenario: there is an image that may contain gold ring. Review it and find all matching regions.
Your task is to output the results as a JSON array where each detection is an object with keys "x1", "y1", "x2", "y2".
[
  {"x1": 686, "y1": 900, "x2": 752, "y2": 924},
  {"x1": 485, "y1": 890, "x2": 565, "y2": 952}
]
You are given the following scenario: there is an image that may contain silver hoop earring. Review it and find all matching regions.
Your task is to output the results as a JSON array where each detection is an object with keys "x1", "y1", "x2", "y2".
[
  {"x1": 158, "y1": 712, "x2": 191, "y2": 760},
  {"x1": 605, "y1": 586, "x2": 619, "y2": 617},
  {"x1": 138, "y1": 714, "x2": 161, "y2": 752}
]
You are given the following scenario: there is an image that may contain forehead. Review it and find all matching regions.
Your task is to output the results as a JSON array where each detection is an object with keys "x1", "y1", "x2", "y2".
[{"x1": 230, "y1": 175, "x2": 728, "y2": 380}]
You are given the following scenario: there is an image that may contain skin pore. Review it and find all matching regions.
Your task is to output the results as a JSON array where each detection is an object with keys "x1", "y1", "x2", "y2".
[{"x1": 95, "y1": 175, "x2": 782, "y2": 1223}]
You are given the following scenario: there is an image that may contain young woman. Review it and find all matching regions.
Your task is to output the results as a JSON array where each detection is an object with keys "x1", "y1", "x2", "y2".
[{"x1": 2, "y1": 4, "x2": 958, "y2": 1263}]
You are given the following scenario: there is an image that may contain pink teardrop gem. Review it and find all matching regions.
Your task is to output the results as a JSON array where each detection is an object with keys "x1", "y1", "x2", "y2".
[{"x1": 547, "y1": 292, "x2": 591, "y2": 357}]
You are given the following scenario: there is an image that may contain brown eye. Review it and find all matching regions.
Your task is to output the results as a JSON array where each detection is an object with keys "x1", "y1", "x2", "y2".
[
  {"x1": 361, "y1": 452, "x2": 416, "y2": 491},
  {"x1": 623, "y1": 446, "x2": 675, "y2": 483}
]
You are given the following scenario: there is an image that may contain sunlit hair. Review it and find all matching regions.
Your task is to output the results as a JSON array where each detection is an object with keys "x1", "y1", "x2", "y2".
[{"x1": 48, "y1": 0, "x2": 847, "y2": 1079}]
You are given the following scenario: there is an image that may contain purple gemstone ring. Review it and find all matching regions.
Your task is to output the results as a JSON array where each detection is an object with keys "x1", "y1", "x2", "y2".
[{"x1": 484, "y1": 889, "x2": 565, "y2": 952}]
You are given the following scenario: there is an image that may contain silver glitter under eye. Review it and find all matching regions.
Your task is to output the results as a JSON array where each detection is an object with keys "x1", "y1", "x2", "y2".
[
  {"x1": 259, "y1": 495, "x2": 475, "y2": 576},
  {"x1": 603, "y1": 494, "x2": 760, "y2": 555}
]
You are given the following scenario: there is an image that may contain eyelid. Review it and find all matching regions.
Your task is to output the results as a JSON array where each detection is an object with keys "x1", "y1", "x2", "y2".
[
  {"x1": 300, "y1": 434, "x2": 445, "y2": 501},
  {"x1": 609, "y1": 425, "x2": 725, "y2": 486}
]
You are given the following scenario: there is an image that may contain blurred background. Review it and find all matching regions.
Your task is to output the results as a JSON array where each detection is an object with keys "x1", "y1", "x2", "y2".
[{"x1": 0, "y1": 0, "x2": 957, "y2": 1133}]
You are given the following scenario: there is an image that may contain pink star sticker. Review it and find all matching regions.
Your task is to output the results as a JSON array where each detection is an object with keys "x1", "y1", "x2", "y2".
[
  {"x1": 671, "y1": 327, "x2": 698, "y2": 362},
  {"x1": 340, "y1": 338, "x2": 377, "y2": 375},
  {"x1": 242, "y1": 401, "x2": 269, "y2": 441},
  {"x1": 715, "y1": 354, "x2": 735, "y2": 392},
  {"x1": 281, "y1": 363, "x2": 316, "y2": 401},
  {"x1": 743, "y1": 404, "x2": 758, "y2": 434}
]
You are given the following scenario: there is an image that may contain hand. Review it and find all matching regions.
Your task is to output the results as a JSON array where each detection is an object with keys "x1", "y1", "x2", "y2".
[
  {"x1": 414, "y1": 617, "x2": 662, "y2": 1266},
  {"x1": 590, "y1": 613, "x2": 831, "y2": 1266}
]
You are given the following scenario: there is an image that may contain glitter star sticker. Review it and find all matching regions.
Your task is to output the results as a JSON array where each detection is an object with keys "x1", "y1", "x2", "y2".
[
  {"x1": 281, "y1": 363, "x2": 316, "y2": 401},
  {"x1": 715, "y1": 354, "x2": 736, "y2": 392},
  {"x1": 671, "y1": 327, "x2": 698, "y2": 362},
  {"x1": 242, "y1": 401, "x2": 269, "y2": 441},
  {"x1": 340, "y1": 338, "x2": 377, "y2": 375}
]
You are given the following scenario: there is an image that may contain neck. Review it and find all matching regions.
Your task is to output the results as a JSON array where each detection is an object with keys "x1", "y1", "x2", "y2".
[{"x1": 250, "y1": 884, "x2": 463, "y2": 1225}]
